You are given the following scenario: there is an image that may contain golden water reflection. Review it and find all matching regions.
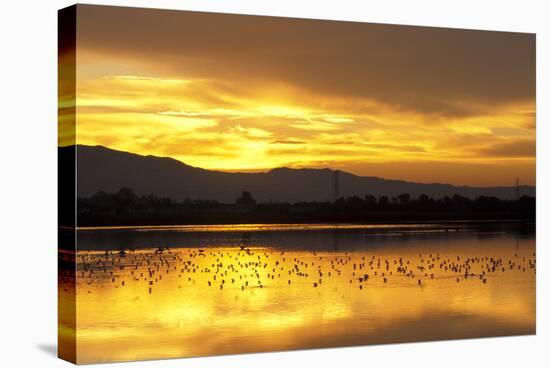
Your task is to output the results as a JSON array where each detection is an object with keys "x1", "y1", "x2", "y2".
[{"x1": 64, "y1": 229, "x2": 535, "y2": 364}]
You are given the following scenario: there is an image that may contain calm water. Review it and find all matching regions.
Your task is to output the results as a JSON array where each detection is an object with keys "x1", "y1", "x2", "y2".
[{"x1": 59, "y1": 223, "x2": 536, "y2": 364}]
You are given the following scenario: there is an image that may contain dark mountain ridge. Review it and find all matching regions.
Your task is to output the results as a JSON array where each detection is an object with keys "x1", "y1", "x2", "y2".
[{"x1": 63, "y1": 145, "x2": 535, "y2": 203}]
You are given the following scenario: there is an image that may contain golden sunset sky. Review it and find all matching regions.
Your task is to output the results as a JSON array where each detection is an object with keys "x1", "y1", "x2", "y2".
[{"x1": 62, "y1": 5, "x2": 536, "y2": 186}]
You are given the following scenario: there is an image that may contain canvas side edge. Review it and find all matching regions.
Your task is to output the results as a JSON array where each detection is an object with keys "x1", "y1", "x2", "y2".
[{"x1": 58, "y1": 4, "x2": 77, "y2": 365}]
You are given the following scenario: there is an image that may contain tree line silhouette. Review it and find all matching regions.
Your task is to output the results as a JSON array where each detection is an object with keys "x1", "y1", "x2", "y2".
[{"x1": 76, "y1": 188, "x2": 535, "y2": 226}]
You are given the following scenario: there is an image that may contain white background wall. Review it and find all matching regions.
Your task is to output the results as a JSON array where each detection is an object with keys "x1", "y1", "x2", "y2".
[{"x1": 0, "y1": 0, "x2": 548, "y2": 367}]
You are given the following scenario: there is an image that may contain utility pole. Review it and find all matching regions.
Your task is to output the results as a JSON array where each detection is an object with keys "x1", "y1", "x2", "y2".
[{"x1": 515, "y1": 178, "x2": 520, "y2": 200}]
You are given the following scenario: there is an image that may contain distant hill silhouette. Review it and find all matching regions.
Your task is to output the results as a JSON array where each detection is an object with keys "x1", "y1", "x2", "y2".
[{"x1": 63, "y1": 145, "x2": 535, "y2": 203}]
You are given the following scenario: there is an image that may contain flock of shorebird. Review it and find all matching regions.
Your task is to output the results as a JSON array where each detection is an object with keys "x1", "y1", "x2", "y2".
[{"x1": 75, "y1": 246, "x2": 536, "y2": 295}]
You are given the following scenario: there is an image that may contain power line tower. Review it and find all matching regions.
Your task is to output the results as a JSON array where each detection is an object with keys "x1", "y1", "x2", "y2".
[
  {"x1": 515, "y1": 178, "x2": 520, "y2": 200},
  {"x1": 333, "y1": 170, "x2": 340, "y2": 203}
]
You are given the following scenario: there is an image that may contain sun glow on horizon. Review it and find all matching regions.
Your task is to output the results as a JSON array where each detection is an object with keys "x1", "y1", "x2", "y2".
[{"x1": 70, "y1": 72, "x2": 535, "y2": 186}]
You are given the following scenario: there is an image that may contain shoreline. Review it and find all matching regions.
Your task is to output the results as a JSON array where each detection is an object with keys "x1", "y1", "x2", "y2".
[{"x1": 73, "y1": 219, "x2": 535, "y2": 231}]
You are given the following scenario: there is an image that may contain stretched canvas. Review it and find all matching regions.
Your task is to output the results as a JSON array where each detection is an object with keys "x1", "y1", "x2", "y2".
[{"x1": 58, "y1": 4, "x2": 536, "y2": 364}]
